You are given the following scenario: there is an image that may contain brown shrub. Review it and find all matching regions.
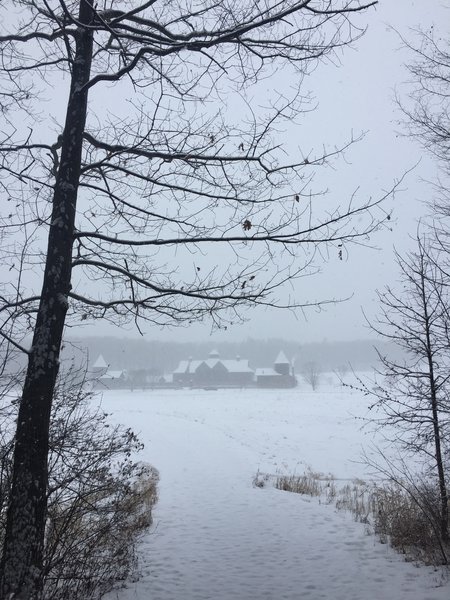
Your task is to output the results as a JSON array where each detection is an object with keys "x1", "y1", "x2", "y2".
[{"x1": 0, "y1": 367, "x2": 158, "y2": 599}]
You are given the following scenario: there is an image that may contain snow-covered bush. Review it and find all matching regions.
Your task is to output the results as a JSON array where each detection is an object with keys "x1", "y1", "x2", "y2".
[{"x1": 0, "y1": 367, "x2": 158, "y2": 600}]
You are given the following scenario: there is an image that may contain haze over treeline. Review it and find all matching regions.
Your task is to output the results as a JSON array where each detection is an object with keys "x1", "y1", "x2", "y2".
[{"x1": 64, "y1": 336, "x2": 403, "y2": 375}]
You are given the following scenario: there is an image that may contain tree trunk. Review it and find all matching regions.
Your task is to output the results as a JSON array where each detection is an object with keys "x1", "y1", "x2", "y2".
[
  {"x1": 0, "y1": 2, "x2": 94, "y2": 597},
  {"x1": 422, "y1": 270, "x2": 449, "y2": 550},
  {"x1": 431, "y1": 400, "x2": 449, "y2": 546}
]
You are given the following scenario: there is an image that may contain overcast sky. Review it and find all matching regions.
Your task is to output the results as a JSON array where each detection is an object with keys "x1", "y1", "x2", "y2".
[
  {"x1": 76, "y1": 0, "x2": 442, "y2": 345},
  {"x1": 10, "y1": 1, "x2": 446, "y2": 345}
]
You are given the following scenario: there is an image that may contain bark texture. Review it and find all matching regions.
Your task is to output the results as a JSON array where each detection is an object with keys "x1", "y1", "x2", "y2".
[{"x1": 0, "y1": 2, "x2": 94, "y2": 597}]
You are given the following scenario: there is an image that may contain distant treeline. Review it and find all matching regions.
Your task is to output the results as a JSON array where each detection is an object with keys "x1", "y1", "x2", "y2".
[{"x1": 63, "y1": 336, "x2": 404, "y2": 375}]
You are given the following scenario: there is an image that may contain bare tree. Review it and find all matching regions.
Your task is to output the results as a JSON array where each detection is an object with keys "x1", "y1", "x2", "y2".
[
  {"x1": 366, "y1": 237, "x2": 450, "y2": 546},
  {"x1": 335, "y1": 363, "x2": 349, "y2": 381},
  {"x1": 382, "y1": 24, "x2": 450, "y2": 557},
  {"x1": 0, "y1": 1, "x2": 392, "y2": 596},
  {"x1": 398, "y1": 26, "x2": 450, "y2": 218},
  {"x1": 301, "y1": 361, "x2": 321, "y2": 390}
]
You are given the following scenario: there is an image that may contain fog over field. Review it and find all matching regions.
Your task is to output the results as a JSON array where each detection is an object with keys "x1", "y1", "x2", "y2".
[{"x1": 66, "y1": 336, "x2": 404, "y2": 375}]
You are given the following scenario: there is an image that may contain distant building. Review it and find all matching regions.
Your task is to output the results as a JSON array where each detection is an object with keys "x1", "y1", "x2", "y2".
[
  {"x1": 91, "y1": 354, "x2": 128, "y2": 389},
  {"x1": 274, "y1": 351, "x2": 291, "y2": 375},
  {"x1": 173, "y1": 349, "x2": 297, "y2": 389},
  {"x1": 92, "y1": 354, "x2": 108, "y2": 375},
  {"x1": 97, "y1": 369, "x2": 128, "y2": 389},
  {"x1": 92, "y1": 350, "x2": 296, "y2": 391},
  {"x1": 173, "y1": 350, "x2": 254, "y2": 388},
  {"x1": 255, "y1": 351, "x2": 296, "y2": 388},
  {"x1": 128, "y1": 370, "x2": 168, "y2": 389}
]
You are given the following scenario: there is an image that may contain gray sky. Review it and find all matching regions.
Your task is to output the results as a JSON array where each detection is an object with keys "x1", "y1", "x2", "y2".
[
  {"x1": 4, "y1": 1, "x2": 448, "y2": 345},
  {"x1": 84, "y1": 0, "x2": 445, "y2": 344}
]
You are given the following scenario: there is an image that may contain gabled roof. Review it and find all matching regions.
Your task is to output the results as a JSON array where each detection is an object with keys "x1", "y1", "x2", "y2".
[
  {"x1": 217, "y1": 359, "x2": 253, "y2": 373},
  {"x1": 173, "y1": 358, "x2": 254, "y2": 374},
  {"x1": 92, "y1": 354, "x2": 108, "y2": 369},
  {"x1": 173, "y1": 360, "x2": 191, "y2": 374},
  {"x1": 100, "y1": 370, "x2": 126, "y2": 380},
  {"x1": 274, "y1": 351, "x2": 290, "y2": 365},
  {"x1": 255, "y1": 367, "x2": 280, "y2": 377}
]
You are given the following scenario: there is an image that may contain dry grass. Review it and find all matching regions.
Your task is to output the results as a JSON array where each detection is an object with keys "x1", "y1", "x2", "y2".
[
  {"x1": 373, "y1": 481, "x2": 449, "y2": 565},
  {"x1": 255, "y1": 468, "x2": 450, "y2": 567},
  {"x1": 276, "y1": 469, "x2": 336, "y2": 502},
  {"x1": 0, "y1": 369, "x2": 159, "y2": 600},
  {"x1": 43, "y1": 465, "x2": 159, "y2": 600}
]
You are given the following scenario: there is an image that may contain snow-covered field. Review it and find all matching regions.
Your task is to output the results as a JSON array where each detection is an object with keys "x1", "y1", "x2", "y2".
[{"x1": 100, "y1": 380, "x2": 450, "y2": 600}]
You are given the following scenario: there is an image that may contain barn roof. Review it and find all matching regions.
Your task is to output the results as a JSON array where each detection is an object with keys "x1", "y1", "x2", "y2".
[
  {"x1": 218, "y1": 359, "x2": 253, "y2": 373},
  {"x1": 173, "y1": 358, "x2": 253, "y2": 374},
  {"x1": 274, "y1": 351, "x2": 289, "y2": 365},
  {"x1": 99, "y1": 370, "x2": 125, "y2": 380},
  {"x1": 92, "y1": 354, "x2": 108, "y2": 369},
  {"x1": 173, "y1": 360, "x2": 191, "y2": 374},
  {"x1": 255, "y1": 368, "x2": 280, "y2": 377}
]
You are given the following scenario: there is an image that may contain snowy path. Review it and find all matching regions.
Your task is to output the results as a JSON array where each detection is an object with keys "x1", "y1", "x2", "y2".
[{"x1": 101, "y1": 389, "x2": 450, "y2": 600}]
